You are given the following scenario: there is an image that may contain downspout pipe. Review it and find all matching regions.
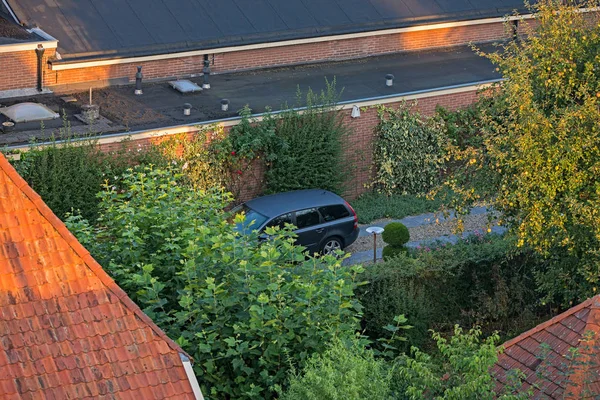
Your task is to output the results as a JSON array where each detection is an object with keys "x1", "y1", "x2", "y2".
[{"x1": 35, "y1": 45, "x2": 45, "y2": 92}]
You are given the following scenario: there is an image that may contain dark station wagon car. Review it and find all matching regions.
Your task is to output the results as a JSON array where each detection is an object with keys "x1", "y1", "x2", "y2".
[{"x1": 233, "y1": 189, "x2": 359, "y2": 255}]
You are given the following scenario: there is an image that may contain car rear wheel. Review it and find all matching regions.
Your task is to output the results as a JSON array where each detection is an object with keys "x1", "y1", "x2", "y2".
[{"x1": 321, "y1": 237, "x2": 343, "y2": 256}]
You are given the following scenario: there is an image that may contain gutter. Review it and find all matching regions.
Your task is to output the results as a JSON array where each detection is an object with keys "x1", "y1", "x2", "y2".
[
  {"x1": 180, "y1": 354, "x2": 205, "y2": 400},
  {"x1": 1, "y1": 0, "x2": 18, "y2": 23},
  {"x1": 5, "y1": 78, "x2": 504, "y2": 155},
  {"x1": 48, "y1": 14, "x2": 533, "y2": 71}
]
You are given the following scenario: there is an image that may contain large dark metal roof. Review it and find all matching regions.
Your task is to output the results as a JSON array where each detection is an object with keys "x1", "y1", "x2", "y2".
[{"x1": 6, "y1": 0, "x2": 527, "y2": 61}]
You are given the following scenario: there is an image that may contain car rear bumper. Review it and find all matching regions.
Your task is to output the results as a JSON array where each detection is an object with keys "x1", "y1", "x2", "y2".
[{"x1": 344, "y1": 227, "x2": 360, "y2": 248}]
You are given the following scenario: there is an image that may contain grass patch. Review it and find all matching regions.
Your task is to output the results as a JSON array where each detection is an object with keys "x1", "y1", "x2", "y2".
[{"x1": 350, "y1": 192, "x2": 444, "y2": 224}]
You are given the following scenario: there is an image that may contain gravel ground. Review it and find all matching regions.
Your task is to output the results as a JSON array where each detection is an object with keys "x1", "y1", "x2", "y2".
[{"x1": 346, "y1": 212, "x2": 500, "y2": 253}]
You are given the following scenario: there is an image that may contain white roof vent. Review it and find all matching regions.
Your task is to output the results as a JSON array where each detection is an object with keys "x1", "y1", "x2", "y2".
[{"x1": 0, "y1": 102, "x2": 59, "y2": 123}]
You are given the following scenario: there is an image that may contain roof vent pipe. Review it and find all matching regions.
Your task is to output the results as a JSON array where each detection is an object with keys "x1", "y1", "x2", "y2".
[
  {"x1": 203, "y1": 55, "x2": 211, "y2": 90},
  {"x1": 183, "y1": 103, "x2": 192, "y2": 116},
  {"x1": 35, "y1": 45, "x2": 45, "y2": 92},
  {"x1": 385, "y1": 74, "x2": 394, "y2": 87},
  {"x1": 135, "y1": 66, "x2": 143, "y2": 95},
  {"x1": 221, "y1": 99, "x2": 229, "y2": 112}
]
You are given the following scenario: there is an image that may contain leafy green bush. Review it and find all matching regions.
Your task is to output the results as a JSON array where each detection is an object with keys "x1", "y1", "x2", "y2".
[
  {"x1": 66, "y1": 166, "x2": 364, "y2": 399},
  {"x1": 157, "y1": 81, "x2": 348, "y2": 198},
  {"x1": 358, "y1": 235, "x2": 545, "y2": 348},
  {"x1": 382, "y1": 222, "x2": 410, "y2": 247},
  {"x1": 350, "y1": 192, "x2": 445, "y2": 224},
  {"x1": 436, "y1": 104, "x2": 484, "y2": 151},
  {"x1": 265, "y1": 80, "x2": 348, "y2": 194},
  {"x1": 394, "y1": 326, "x2": 530, "y2": 399},
  {"x1": 11, "y1": 137, "x2": 163, "y2": 222},
  {"x1": 280, "y1": 338, "x2": 392, "y2": 400},
  {"x1": 373, "y1": 103, "x2": 446, "y2": 195},
  {"x1": 382, "y1": 245, "x2": 409, "y2": 260}
]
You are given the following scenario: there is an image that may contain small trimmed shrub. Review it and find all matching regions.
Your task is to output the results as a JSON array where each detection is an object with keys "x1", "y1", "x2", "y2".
[
  {"x1": 382, "y1": 222, "x2": 410, "y2": 260},
  {"x1": 382, "y1": 222, "x2": 410, "y2": 246}
]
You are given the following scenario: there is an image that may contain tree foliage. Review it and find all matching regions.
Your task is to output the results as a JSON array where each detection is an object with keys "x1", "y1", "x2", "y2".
[
  {"x1": 280, "y1": 338, "x2": 393, "y2": 400},
  {"x1": 66, "y1": 166, "x2": 364, "y2": 399},
  {"x1": 443, "y1": 0, "x2": 600, "y2": 303},
  {"x1": 373, "y1": 103, "x2": 446, "y2": 195},
  {"x1": 395, "y1": 326, "x2": 530, "y2": 400}
]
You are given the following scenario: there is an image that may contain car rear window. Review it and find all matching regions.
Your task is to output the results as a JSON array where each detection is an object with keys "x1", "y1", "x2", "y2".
[
  {"x1": 296, "y1": 208, "x2": 321, "y2": 229},
  {"x1": 318, "y1": 205, "x2": 350, "y2": 222}
]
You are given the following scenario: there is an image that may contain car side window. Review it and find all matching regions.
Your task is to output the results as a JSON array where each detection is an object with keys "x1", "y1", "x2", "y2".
[
  {"x1": 318, "y1": 205, "x2": 350, "y2": 222},
  {"x1": 266, "y1": 213, "x2": 293, "y2": 229},
  {"x1": 295, "y1": 208, "x2": 321, "y2": 229}
]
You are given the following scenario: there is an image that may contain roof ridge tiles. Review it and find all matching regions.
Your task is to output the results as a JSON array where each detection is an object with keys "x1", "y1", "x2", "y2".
[{"x1": 0, "y1": 154, "x2": 190, "y2": 360}]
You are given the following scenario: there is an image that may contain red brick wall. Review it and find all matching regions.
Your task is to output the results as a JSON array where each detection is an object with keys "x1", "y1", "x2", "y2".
[
  {"x1": 213, "y1": 22, "x2": 507, "y2": 73},
  {"x1": 49, "y1": 21, "x2": 510, "y2": 90},
  {"x1": 98, "y1": 88, "x2": 479, "y2": 201},
  {"x1": 0, "y1": 48, "x2": 55, "y2": 91}
]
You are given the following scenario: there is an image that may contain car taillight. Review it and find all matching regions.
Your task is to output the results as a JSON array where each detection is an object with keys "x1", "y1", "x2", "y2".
[{"x1": 345, "y1": 201, "x2": 358, "y2": 229}]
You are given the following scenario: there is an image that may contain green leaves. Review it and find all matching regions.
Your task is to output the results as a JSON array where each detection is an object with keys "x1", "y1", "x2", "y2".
[
  {"x1": 373, "y1": 103, "x2": 447, "y2": 196},
  {"x1": 444, "y1": 0, "x2": 600, "y2": 305},
  {"x1": 67, "y1": 165, "x2": 363, "y2": 399}
]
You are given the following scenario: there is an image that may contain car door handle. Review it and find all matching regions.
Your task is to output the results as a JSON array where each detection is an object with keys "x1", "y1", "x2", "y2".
[{"x1": 315, "y1": 228, "x2": 325, "y2": 234}]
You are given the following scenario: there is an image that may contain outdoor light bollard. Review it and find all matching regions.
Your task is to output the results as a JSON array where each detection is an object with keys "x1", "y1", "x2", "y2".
[
  {"x1": 183, "y1": 103, "x2": 192, "y2": 116},
  {"x1": 221, "y1": 99, "x2": 230, "y2": 112},
  {"x1": 203, "y1": 58, "x2": 211, "y2": 89},
  {"x1": 135, "y1": 66, "x2": 143, "y2": 95},
  {"x1": 385, "y1": 74, "x2": 394, "y2": 87},
  {"x1": 365, "y1": 226, "x2": 384, "y2": 263}
]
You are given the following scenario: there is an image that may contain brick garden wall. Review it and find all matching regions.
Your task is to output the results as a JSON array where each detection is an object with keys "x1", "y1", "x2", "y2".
[
  {"x1": 98, "y1": 88, "x2": 480, "y2": 202},
  {"x1": 47, "y1": 21, "x2": 511, "y2": 90}
]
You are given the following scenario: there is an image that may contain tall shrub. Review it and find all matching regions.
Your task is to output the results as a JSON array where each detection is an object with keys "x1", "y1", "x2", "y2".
[
  {"x1": 265, "y1": 80, "x2": 348, "y2": 194},
  {"x1": 11, "y1": 137, "x2": 162, "y2": 222},
  {"x1": 373, "y1": 103, "x2": 446, "y2": 195},
  {"x1": 66, "y1": 166, "x2": 364, "y2": 399}
]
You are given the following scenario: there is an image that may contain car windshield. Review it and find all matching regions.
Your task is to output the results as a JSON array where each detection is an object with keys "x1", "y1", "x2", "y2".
[{"x1": 232, "y1": 204, "x2": 268, "y2": 234}]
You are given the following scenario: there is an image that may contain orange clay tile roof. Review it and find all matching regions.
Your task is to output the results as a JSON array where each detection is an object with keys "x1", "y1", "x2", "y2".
[
  {"x1": 493, "y1": 295, "x2": 600, "y2": 399},
  {"x1": 0, "y1": 153, "x2": 198, "y2": 400}
]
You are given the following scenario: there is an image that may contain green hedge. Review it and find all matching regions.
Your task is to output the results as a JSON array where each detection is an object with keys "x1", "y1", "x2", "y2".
[
  {"x1": 358, "y1": 234, "x2": 545, "y2": 347},
  {"x1": 10, "y1": 138, "x2": 165, "y2": 222}
]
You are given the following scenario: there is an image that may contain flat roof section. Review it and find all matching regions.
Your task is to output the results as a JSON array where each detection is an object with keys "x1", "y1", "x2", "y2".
[
  {"x1": 0, "y1": 44, "x2": 501, "y2": 146},
  {"x1": 0, "y1": 15, "x2": 38, "y2": 45},
  {"x1": 5, "y1": 0, "x2": 527, "y2": 61}
]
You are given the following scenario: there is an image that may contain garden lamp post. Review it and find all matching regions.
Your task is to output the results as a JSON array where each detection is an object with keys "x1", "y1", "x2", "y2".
[{"x1": 365, "y1": 226, "x2": 384, "y2": 263}]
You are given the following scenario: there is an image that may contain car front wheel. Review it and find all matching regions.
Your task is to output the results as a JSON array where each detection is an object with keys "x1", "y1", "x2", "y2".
[{"x1": 321, "y1": 237, "x2": 343, "y2": 256}]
